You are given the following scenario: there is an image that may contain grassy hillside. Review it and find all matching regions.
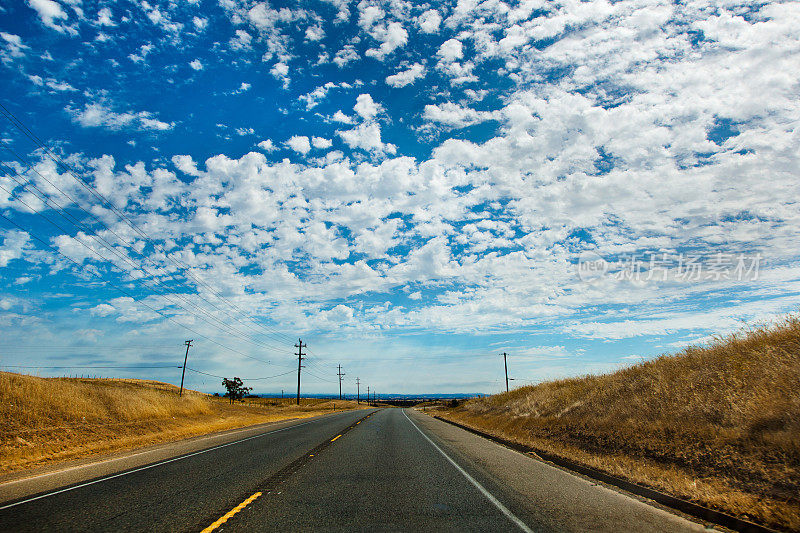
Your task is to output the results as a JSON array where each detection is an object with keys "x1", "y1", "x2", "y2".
[
  {"x1": 434, "y1": 317, "x2": 800, "y2": 531},
  {"x1": 0, "y1": 373, "x2": 362, "y2": 474}
]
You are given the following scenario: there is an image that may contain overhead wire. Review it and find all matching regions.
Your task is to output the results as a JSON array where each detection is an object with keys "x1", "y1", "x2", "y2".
[
  {"x1": 0, "y1": 170, "x2": 294, "y2": 360},
  {"x1": 0, "y1": 209, "x2": 277, "y2": 366},
  {"x1": 0, "y1": 104, "x2": 296, "y2": 347},
  {"x1": 0, "y1": 146, "x2": 292, "y2": 349}
]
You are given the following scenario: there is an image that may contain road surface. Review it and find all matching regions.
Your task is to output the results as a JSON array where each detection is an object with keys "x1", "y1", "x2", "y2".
[{"x1": 0, "y1": 408, "x2": 708, "y2": 532}]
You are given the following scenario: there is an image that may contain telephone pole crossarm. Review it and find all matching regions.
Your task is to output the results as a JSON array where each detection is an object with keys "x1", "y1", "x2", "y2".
[{"x1": 295, "y1": 339, "x2": 306, "y2": 405}]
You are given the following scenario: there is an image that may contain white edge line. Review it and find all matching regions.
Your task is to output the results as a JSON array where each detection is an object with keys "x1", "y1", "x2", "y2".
[
  {"x1": 1, "y1": 420, "x2": 299, "y2": 485},
  {"x1": 0, "y1": 415, "x2": 329, "y2": 511},
  {"x1": 403, "y1": 409, "x2": 534, "y2": 533}
]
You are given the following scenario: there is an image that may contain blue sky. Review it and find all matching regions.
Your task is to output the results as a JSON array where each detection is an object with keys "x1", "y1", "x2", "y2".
[{"x1": 1, "y1": 0, "x2": 799, "y2": 395}]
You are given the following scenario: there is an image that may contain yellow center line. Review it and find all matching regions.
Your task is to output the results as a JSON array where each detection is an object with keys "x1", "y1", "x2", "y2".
[
  {"x1": 331, "y1": 434, "x2": 342, "y2": 442},
  {"x1": 200, "y1": 492, "x2": 262, "y2": 533}
]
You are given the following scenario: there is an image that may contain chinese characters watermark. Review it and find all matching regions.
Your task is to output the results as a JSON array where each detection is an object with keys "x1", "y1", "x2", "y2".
[{"x1": 576, "y1": 252, "x2": 762, "y2": 282}]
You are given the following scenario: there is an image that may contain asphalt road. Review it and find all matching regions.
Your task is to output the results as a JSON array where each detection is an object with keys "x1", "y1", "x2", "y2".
[{"x1": 0, "y1": 408, "x2": 709, "y2": 532}]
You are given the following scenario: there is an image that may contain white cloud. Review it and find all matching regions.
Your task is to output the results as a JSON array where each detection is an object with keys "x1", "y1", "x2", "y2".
[
  {"x1": 305, "y1": 25, "x2": 324, "y2": 41},
  {"x1": 353, "y1": 93, "x2": 381, "y2": 120},
  {"x1": 286, "y1": 135, "x2": 311, "y2": 154},
  {"x1": 385, "y1": 63, "x2": 425, "y2": 87},
  {"x1": 418, "y1": 9, "x2": 441, "y2": 33},
  {"x1": 332, "y1": 110, "x2": 354, "y2": 124},
  {"x1": 270, "y1": 62, "x2": 290, "y2": 87},
  {"x1": 437, "y1": 39, "x2": 463, "y2": 61},
  {"x1": 192, "y1": 16, "x2": 208, "y2": 31},
  {"x1": 0, "y1": 230, "x2": 29, "y2": 267},
  {"x1": 423, "y1": 102, "x2": 498, "y2": 128},
  {"x1": 172, "y1": 155, "x2": 200, "y2": 176},
  {"x1": 1, "y1": 33, "x2": 28, "y2": 61},
  {"x1": 68, "y1": 102, "x2": 174, "y2": 131},
  {"x1": 365, "y1": 22, "x2": 408, "y2": 61},
  {"x1": 358, "y1": 4, "x2": 384, "y2": 29},
  {"x1": 189, "y1": 59, "x2": 204, "y2": 70},
  {"x1": 337, "y1": 122, "x2": 396, "y2": 154},
  {"x1": 333, "y1": 44, "x2": 359, "y2": 67},
  {"x1": 257, "y1": 139, "x2": 277, "y2": 152},
  {"x1": 299, "y1": 82, "x2": 352, "y2": 110},
  {"x1": 27, "y1": 0, "x2": 69, "y2": 31},
  {"x1": 312, "y1": 136, "x2": 333, "y2": 149},
  {"x1": 96, "y1": 7, "x2": 115, "y2": 26},
  {"x1": 230, "y1": 29, "x2": 252, "y2": 50}
]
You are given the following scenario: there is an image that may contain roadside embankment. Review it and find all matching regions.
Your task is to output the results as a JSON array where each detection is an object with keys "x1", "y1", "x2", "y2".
[
  {"x1": 0, "y1": 372, "x2": 363, "y2": 475},
  {"x1": 431, "y1": 317, "x2": 800, "y2": 531}
]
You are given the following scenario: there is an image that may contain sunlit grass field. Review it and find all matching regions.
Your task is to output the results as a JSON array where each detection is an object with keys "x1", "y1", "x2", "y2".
[{"x1": 0, "y1": 373, "x2": 363, "y2": 475}]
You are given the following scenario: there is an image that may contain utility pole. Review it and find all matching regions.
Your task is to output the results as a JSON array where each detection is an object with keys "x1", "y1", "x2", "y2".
[
  {"x1": 337, "y1": 364, "x2": 346, "y2": 400},
  {"x1": 367, "y1": 386, "x2": 370, "y2": 406},
  {"x1": 502, "y1": 352, "x2": 509, "y2": 392},
  {"x1": 179, "y1": 340, "x2": 193, "y2": 397},
  {"x1": 356, "y1": 377, "x2": 361, "y2": 404},
  {"x1": 295, "y1": 339, "x2": 306, "y2": 405}
]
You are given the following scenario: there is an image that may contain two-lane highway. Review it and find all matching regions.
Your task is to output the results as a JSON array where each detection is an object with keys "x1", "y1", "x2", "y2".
[{"x1": 0, "y1": 408, "x2": 709, "y2": 532}]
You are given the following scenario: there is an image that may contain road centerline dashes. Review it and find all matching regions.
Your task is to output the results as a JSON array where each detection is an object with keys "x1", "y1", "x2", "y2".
[
  {"x1": 200, "y1": 492, "x2": 262, "y2": 533},
  {"x1": 197, "y1": 410, "x2": 376, "y2": 532}
]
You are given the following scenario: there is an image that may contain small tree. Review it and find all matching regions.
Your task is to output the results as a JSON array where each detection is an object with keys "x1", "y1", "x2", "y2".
[{"x1": 221, "y1": 377, "x2": 252, "y2": 404}]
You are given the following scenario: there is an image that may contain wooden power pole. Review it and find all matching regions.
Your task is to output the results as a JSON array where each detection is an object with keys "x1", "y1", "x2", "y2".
[
  {"x1": 337, "y1": 364, "x2": 346, "y2": 400},
  {"x1": 502, "y1": 352, "x2": 509, "y2": 392},
  {"x1": 295, "y1": 339, "x2": 306, "y2": 405},
  {"x1": 179, "y1": 340, "x2": 193, "y2": 397},
  {"x1": 356, "y1": 377, "x2": 360, "y2": 404}
]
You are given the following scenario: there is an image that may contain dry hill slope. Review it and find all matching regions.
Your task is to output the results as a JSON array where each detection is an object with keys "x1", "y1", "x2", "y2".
[
  {"x1": 434, "y1": 317, "x2": 800, "y2": 531},
  {"x1": 1, "y1": 373, "x2": 361, "y2": 475}
]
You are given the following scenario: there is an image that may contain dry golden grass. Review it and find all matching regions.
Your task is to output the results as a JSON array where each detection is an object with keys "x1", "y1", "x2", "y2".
[
  {"x1": 0, "y1": 372, "x2": 364, "y2": 475},
  {"x1": 434, "y1": 316, "x2": 800, "y2": 531}
]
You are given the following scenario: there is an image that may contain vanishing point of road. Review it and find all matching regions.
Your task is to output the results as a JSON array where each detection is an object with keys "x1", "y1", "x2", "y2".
[{"x1": 0, "y1": 408, "x2": 708, "y2": 532}]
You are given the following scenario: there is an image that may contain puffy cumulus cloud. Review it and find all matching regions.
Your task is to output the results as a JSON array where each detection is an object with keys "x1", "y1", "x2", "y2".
[
  {"x1": 257, "y1": 139, "x2": 277, "y2": 152},
  {"x1": 172, "y1": 154, "x2": 200, "y2": 176},
  {"x1": 353, "y1": 93, "x2": 381, "y2": 120},
  {"x1": 319, "y1": 304, "x2": 355, "y2": 325},
  {"x1": 0, "y1": 33, "x2": 28, "y2": 62},
  {"x1": 423, "y1": 102, "x2": 498, "y2": 128},
  {"x1": 365, "y1": 21, "x2": 408, "y2": 61},
  {"x1": 286, "y1": 135, "x2": 312, "y2": 154},
  {"x1": 333, "y1": 44, "x2": 359, "y2": 67},
  {"x1": 332, "y1": 110, "x2": 355, "y2": 124},
  {"x1": 67, "y1": 102, "x2": 174, "y2": 132},
  {"x1": 270, "y1": 62, "x2": 290, "y2": 87},
  {"x1": 385, "y1": 62, "x2": 425, "y2": 87},
  {"x1": 26, "y1": 0, "x2": 71, "y2": 32},
  {"x1": 299, "y1": 81, "x2": 352, "y2": 110},
  {"x1": 0, "y1": 230, "x2": 30, "y2": 267},
  {"x1": 437, "y1": 39, "x2": 463, "y2": 62},
  {"x1": 5, "y1": 0, "x2": 800, "y2": 350},
  {"x1": 88, "y1": 297, "x2": 161, "y2": 323},
  {"x1": 95, "y1": 7, "x2": 115, "y2": 26},
  {"x1": 305, "y1": 24, "x2": 324, "y2": 41},
  {"x1": 192, "y1": 16, "x2": 208, "y2": 31},
  {"x1": 337, "y1": 122, "x2": 396, "y2": 154},
  {"x1": 312, "y1": 136, "x2": 333, "y2": 149},
  {"x1": 418, "y1": 9, "x2": 441, "y2": 33}
]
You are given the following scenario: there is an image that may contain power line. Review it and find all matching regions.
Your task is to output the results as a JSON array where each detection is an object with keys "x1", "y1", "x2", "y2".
[
  {"x1": 0, "y1": 210, "x2": 277, "y2": 366},
  {"x1": 0, "y1": 162, "x2": 292, "y2": 355},
  {"x1": 0, "y1": 104, "x2": 296, "y2": 347},
  {"x1": 0, "y1": 365, "x2": 181, "y2": 369}
]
